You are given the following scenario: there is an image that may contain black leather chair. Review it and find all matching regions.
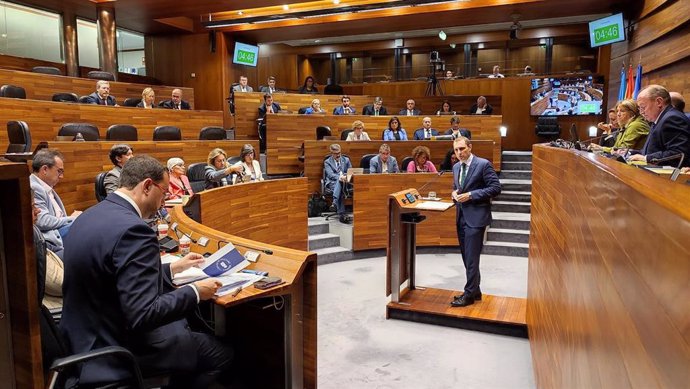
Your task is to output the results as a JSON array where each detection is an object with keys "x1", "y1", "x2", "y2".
[
  {"x1": 95, "y1": 172, "x2": 108, "y2": 202},
  {"x1": 58, "y1": 123, "x2": 100, "y2": 141},
  {"x1": 153, "y1": 126, "x2": 181, "y2": 141},
  {"x1": 123, "y1": 98, "x2": 142, "y2": 107},
  {"x1": 78, "y1": 95, "x2": 91, "y2": 104},
  {"x1": 316, "y1": 126, "x2": 332, "y2": 140},
  {"x1": 298, "y1": 106, "x2": 309, "y2": 114},
  {"x1": 360, "y1": 154, "x2": 377, "y2": 171},
  {"x1": 535, "y1": 116, "x2": 561, "y2": 137},
  {"x1": 87, "y1": 70, "x2": 115, "y2": 81},
  {"x1": 199, "y1": 126, "x2": 225, "y2": 140},
  {"x1": 106, "y1": 124, "x2": 138, "y2": 141},
  {"x1": 401, "y1": 156, "x2": 414, "y2": 171},
  {"x1": 6, "y1": 120, "x2": 31, "y2": 153},
  {"x1": 258, "y1": 120, "x2": 267, "y2": 153},
  {"x1": 340, "y1": 129, "x2": 353, "y2": 140},
  {"x1": 52, "y1": 93, "x2": 79, "y2": 103},
  {"x1": 32, "y1": 66, "x2": 62, "y2": 75},
  {"x1": 186, "y1": 162, "x2": 207, "y2": 193},
  {"x1": 0, "y1": 84, "x2": 27, "y2": 99}
]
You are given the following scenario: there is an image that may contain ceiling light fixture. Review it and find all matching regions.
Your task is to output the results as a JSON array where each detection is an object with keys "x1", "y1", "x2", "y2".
[{"x1": 438, "y1": 30, "x2": 447, "y2": 40}]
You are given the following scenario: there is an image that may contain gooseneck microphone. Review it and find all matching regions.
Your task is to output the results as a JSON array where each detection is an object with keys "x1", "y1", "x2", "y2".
[
  {"x1": 650, "y1": 152, "x2": 685, "y2": 168},
  {"x1": 417, "y1": 170, "x2": 446, "y2": 194},
  {"x1": 582, "y1": 129, "x2": 624, "y2": 149},
  {"x1": 217, "y1": 240, "x2": 274, "y2": 255}
]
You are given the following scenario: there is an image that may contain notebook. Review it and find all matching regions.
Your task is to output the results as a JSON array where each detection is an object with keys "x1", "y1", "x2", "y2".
[{"x1": 347, "y1": 168, "x2": 364, "y2": 182}]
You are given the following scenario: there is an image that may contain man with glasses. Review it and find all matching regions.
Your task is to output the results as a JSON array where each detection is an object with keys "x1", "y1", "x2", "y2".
[
  {"x1": 399, "y1": 99, "x2": 421, "y2": 116},
  {"x1": 30, "y1": 149, "x2": 82, "y2": 259},
  {"x1": 161, "y1": 88, "x2": 191, "y2": 110},
  {"x1": 323, "y1": 143, "x2": 352, "y2": 223},
  {"x1": 369, "y1": 143, "x2": 399, "y2": 174},
  {"x1": 60, "y1": 155, "x2": 232, "y2": 388}
]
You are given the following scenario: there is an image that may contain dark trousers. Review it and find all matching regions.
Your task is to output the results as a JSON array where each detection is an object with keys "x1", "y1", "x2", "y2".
[
  {"x1": 162, "y1": 332, "x2": 233, "y2": 389},
  {"x1": 456, "y1": 214, "x2": 485, "y2": 295}
]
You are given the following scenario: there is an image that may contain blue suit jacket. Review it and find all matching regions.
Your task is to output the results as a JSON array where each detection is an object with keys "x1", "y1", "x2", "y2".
[
  {"x1": 453, "y1": 156, "x2": 501, "y2": 227},
  {"x1": 60, "y1": 194, "x2": 198, "y2": 384},
  {"x1": 323, "y1": 155, "x2": 351, "y2": 192},
  {"x1": 369, "y1": 155, "x2": 399, "y2": 173},
  {"x1": 642, "y1": 106, "x2": 690, "y2": 166},
  {"x1": 413, "y1": 128, "x2": 439, "y2": 140},
  {"x1": 333, "y1": 106, "x2": 356, "y2": 115}
]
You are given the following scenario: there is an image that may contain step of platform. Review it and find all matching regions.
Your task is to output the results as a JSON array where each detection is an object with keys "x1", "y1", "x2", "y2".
[
  {"x1": 501, "y1": 151, "x2": 533, "y2": 162},
  {"x1": 499, "y1": 170, "x2": 532, "y2": 180},
  {"x1": 487, "y1": 228, "x2": 530, "y2": 244},
  {"x1": 308, "y1": 219, "x2": 330, "y2": 235},
  {"x1": 308, "y1": 233, "x2": 341, "y2": 250},
  {"x1": 492, "y1": 201, "x2": 531, "y2": 213},
  {"x1": 496, "y1": 191, "x2": 532, "y2": 202},
  {"x1": 311, "y1": 246, "x2": 354, "y2": 265},
  {"x1": 501, "y1": 161, "x2": 533, "y2": 171},
  {"x1": 499, "y1": 179, "x2": 533, "y2": 192},
  {"x1": 482, "y1": 241, "x2": 529, "y2": 257},
  {"x1": 491, "y1": 212, "x2": 531, "y2": 230}
]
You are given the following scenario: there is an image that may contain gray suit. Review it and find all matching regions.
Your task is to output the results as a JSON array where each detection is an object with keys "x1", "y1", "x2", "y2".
[
  {"x1": 30, "y1": 174, "x2": 72, "y2": 256},
  {"x1": 104, "y1": 166, "x2": 122, "y2": 194},
  {"x1": 232, "y1": 85, "x2": 254, "y2": 92},
  {"x1": 369, "y1": 155, "x2": 399, "y2": 173}
]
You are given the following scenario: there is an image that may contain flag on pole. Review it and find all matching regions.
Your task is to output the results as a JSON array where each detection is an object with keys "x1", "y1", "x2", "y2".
[
  {"x1": 632, "y1": 63, "x2": 643, "y2": 99},
  {"x1": 617, "y1": 64, "x2": 626, "y2": 101},
  {"x1": 625, "y1": 64, "x2": 635, "y2": 99}
]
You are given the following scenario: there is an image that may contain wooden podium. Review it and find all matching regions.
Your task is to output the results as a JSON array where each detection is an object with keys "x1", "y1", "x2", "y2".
[{"x1": 386, "y1": 188, "x2": 527, "y2": 337}]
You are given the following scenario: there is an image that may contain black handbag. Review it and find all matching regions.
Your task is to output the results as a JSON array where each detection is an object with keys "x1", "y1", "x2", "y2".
[{"x1": 308, "y1": 192, "x2": 328, "y2": 217}]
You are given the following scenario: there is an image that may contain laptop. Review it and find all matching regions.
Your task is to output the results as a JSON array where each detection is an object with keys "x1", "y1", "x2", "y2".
[{"x1": 347, "y1": 168, "x2": 364, "y2": 182}]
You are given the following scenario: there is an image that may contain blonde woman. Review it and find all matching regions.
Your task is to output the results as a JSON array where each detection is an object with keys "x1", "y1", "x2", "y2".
[
  {"x1": 136, "y1": 87, "x2": 155, "y2": 109},
  {"x1": 590, "y1": 99, "x2": 650, "y2": 154},
  {"x1": 304, "y1": 98, "x2": 325, "y2": 114},
  {"x1": 204, "y1": 148, "x2": 243, "y2": 189},
  {"x1": 345, "y1": 120, "x2": 371, "y2": 141}
]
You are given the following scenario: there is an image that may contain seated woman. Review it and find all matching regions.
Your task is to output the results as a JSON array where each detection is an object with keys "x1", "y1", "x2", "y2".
[
  {"x1": 436, "y1": 100, "x2": 456, "y2": 115},
  {"x1": 590, "y1": 99, "x2": 649, "y2": 154},
  {"x1": 407, "y1": 145, "x2": 438, "y2": 173},
  {"x1": 136, "y1": 87, "x2": 156, "y2": 109},
  {"x1": 298, "y1": 76, "x2": 319, "y2": 94},
  {"x1": 232, "y1": 144, "x2": 264, "y2": 184},
  {"x1": 382, "y1": 116, "x2": 408, "y2": 141},
  {"x1": 440, "y1": 148, "x2": 459, "y2": 171},
  {"x1": 346, "y1": 120, "x2": 371, "y2": 141},
  {"x1": 597, "y1": 108, "x2": 620, "y2": 148},
  {"x1": 304, "y1": 98, "x2": 325, "y2": 114},
  {"x1": 167, "y1": 157, "x2": 194, "y2": 199},
  {"x1": 204, "y1": 148, "x2": 243, "y2": 189}
]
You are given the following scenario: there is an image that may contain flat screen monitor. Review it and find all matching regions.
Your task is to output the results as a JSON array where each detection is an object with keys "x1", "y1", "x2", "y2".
[
  {"x1": 232, "y1": 42, "x2": 259, "y2": 67},
  {"x1": 529, "y1": 75, "x2": 605, "y2": 116},
  {"x1": 589, "y1": 13, "x2": 626, "y2": 48}
]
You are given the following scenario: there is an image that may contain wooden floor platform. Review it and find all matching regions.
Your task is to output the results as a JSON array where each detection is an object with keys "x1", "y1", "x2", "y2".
[{"x1": 387, "y1": 287, "x2": 527, "y2": 338}]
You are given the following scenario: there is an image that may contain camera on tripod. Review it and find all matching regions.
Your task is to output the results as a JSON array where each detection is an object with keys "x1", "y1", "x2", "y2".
[{"x1": 426, "y1": 51, "x2": 445, "y2": 96}]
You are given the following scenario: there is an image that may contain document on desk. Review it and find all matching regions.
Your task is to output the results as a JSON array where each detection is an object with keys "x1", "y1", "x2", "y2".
[
  {"x1": 214, "y1": 273, "x2": 265, "y2": 297},
  {"x1": 166, "y1": 242, "x2": 250, "y2": 286},
  {"x1": 413, "y1": 201, "x2": 454, "y2": 211}
]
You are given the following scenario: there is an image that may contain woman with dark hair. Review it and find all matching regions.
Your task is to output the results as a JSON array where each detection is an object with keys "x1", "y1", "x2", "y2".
[
  {"x1": 382, "y1": 116, "x2": 408, "y2": 141},
  {"x1": 298, "y1": 76, "x2": 319, "y2": 94},
  {"x1": 232, "y1": 144, "x2": 264, "y2": 183},
  {"x1": 407, "y1": 145, "x2": 438, "y2": 173},
  {"x1": 440, "y1": 148, "x2": 459, "y2": 171},
  {"x1": 436, "y1": 100, "x2": 455, "y2": 115}
]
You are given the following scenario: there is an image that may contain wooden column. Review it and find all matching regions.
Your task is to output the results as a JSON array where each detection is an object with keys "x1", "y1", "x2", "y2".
[
  {"x1": 62, "y1": 9, "x2": 79, "y2": 77},
  {"x1": 96, "y1": 2, "x2": 118, "y2": 79}
]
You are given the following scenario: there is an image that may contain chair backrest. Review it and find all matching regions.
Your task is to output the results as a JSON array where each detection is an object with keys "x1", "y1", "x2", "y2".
[
  {"x1": 106, "y1": 124, "x2": 138, "y2": 141},
  {"x1": 87, "y1": 70, "x2": 115, "y2": 81},
  {"x1": 258, "y1": 123, "x2": 267, "y2": 153},
  {"x1": 32, "y1": 66, "x2": 62, "y2": 75},
  {"x1": 78, "y1": 95, "x2": 91, "y2": 104},
  {"x1": 199, "y1": 126, "x2": 225, "y2": 140},
  {"x1": 298, "y1": 106, "x2": 309, "y2": 114},
  {"x1": 123, "y1": 98, "x2": 141, "y2": 107},
  {"x1": 360, "y1": 153, "x2": 377, "y2": 170},
  {"x1": 153, "y1": 125, "x2": 181, "y2": 141},
  {"x1": 52, "y1": 93, "x2": 79, "y2": 103},
  {"x1": 186, "y1": 162, "x2": 207, "y2": 193},
  {"x1": 0, "y1": 84, "x2": 26, "y2": 99},
  {"x1": 58, "y1": 123, "x2": 100, "y2": 141},
  {"x1": 95, "y1": 172, "x2": 108, "y2": 202},
  {"x1": 535, "y1": 116, "x2": 561, "y2": 137},
  {"x1": 158, "y1": 100, "x2": 169, "y2": 108},
  {"x1": 340, "y1": 129, "x2": 353, "y2": 140},
  {"x1": 316, "y1": 126, "x2": 332, "y2": 140},
  {"x1": 401, "y1": 156, "x2": 414, "y2": 171},
  {"x1": 6, "y1": 120, "x2": 31, "y2": 153}
]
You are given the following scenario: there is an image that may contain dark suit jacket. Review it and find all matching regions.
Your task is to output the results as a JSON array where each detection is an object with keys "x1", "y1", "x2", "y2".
[
  {"x1": 60, "y1": 194, "x2": 198, "y2": 384},
  {"x1": 85, "y1": 92, "x2": 117, "y2": 106},
  {"x1": 362, "y1": 105, "x2": 388, "y2": 116},
  {"x1": 469, "y1": 104, "x2": 493, "y2": 115},
  {"x1": 445, "y1": 128, "x2": 472, "y2": 139},
  {"x1": 135, "y1": 101, "x2": 155, "y2": 108},
  {"x1": 642, "y1": 106, "x2": 690, "y2": 166},
  {"x1": 258, "y1": 102, "x2": 282, "y2": 118},
  {"x1": 399, "y1": 108, "x2": 422, "y2": 116},
  {"x1": 160, "y1": 100, "x2": 191, "y2": 110},
  {"x1": 453, "y1": 156, "x2": 501, "y2": 228},
  {"x1": 413, "y1": 128, "x2": 439, "y2": 140},
  {"x1": 333, "y1": 106, "x2": 356, "y2": 115}
]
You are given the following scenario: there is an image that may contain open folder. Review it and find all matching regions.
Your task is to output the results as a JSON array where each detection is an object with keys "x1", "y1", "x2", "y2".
[{"x1": 163, "y1": 242, "x2": 251, "y2": 286}]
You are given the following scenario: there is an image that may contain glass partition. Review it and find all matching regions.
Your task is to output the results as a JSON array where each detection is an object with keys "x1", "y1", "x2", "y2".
[{"x1": 0, "y1": 1, "x2": 62, "y2": 63}]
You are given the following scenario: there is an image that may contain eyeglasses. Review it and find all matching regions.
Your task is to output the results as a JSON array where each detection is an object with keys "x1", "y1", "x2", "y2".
[{"x1": 151, "y1": 181, "x2": 171, "y2": 197}]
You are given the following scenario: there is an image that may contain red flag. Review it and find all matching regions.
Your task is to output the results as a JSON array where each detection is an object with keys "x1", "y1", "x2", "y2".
[{"x1": 625, "y1": 64, "x2": 635, "y2": 99}]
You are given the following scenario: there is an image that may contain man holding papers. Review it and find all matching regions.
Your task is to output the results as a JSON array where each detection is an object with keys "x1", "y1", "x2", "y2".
[{"x1": 60, "y1": 155, "x2": 232, "y2": 388}]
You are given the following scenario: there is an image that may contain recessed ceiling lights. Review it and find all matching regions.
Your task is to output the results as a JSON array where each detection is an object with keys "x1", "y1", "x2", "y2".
[{"x1": 283, "y1": 4, "x2": 290, "y2": 10}]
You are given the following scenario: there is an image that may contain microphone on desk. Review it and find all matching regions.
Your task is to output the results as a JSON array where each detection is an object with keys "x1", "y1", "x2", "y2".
[
  {"x1": 581, "y1": 129, "x2": 624, "y2": 150},
  {"x1": 650, "y1": 152, "x2": 685, "y2": 168},
  {"x1": 217, "y1": 239, "x2": 274, "y2": 255},
  {"x1": 417, "y1": 170, "x2": 446, "y2": 196}
]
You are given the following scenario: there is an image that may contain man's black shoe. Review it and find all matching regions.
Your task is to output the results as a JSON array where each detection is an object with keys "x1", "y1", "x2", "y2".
[
  {"x1": 454, "y1": 290, "x2": 482, "y2": 301},
  {"x1": 338, "y1": 214, "x2": 352, "y2": 224},
  {"x1": 450, "y1": 294, "x2": 475, "y2": 307}
]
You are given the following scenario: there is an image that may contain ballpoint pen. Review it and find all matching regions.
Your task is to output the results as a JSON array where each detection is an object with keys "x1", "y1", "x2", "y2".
[{"x1": 231, "y1": 285, "x2": 243, "y2": 297}]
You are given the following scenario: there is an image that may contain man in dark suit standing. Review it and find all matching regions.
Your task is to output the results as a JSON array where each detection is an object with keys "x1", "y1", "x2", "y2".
[
  {"x1": 362, "y1": 97, "x2": 388, "y2": 116},
  {"x1": 469, "y1": 96, "x2": 493, "y2": 115},
  {"x1": 628, "y1": 85, "x2": 690, "y2": 166},
  {"x1": 85, "y1": 80, "x2": 117, "y2": 105},
  {"x1": 160, "y1": 88, "x2": 191, "y2": 110},
  {"x1": 258, "y1": 93, "x2": 282, "y2": 118},
  {"x1": 450, "y1": 136, "x2": 501, "y2": 307},
  {"x1": 60, "y1": 155, "x2": 231, "y2": 388}
]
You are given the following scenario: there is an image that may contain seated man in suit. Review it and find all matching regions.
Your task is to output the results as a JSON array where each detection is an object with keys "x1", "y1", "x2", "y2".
[
  {"x1": 30, "y1": 149, "x2": 82, "y2": 259},
  {"x1": 362, "y1": 97, "x2": 388, "y2": 116},
  {"x1": 259, "y1": 76, "x2": 279, "y2": 94},
  {"x1": 104, "y1": 144, "x2": 134, "y2": 194},
  {"x1": 670, "y1": 91, "x2": 689, "y2": 118},
  {"x1": 60, "y1": 155, "x2": 232, "y2": 388},
  {"x1": 258, "y1": 93, "x2": 282, "y2": 119},
  {"x1": 323, "y1": 144, "x2": 352, "y2": 224},
  {"x1": 628, "y1": 85, "x2": 690, "y2": 166},
  {"x1": 399, "y1": 99, "x2": 422, "y2": 116},
  {"x1": 413, "y1": 117, "x2": 439, "y2": 140},
  {"x1": 85, "y1": 80, "x2": 117, "y2": 106},
  {"x1": 333, "y1": 95, "x2": 356, "y2": 115},
  {"x1": 160, "y1": 88, "x2": 191, "y2": 110},
  {"x1": 469, "y1": 96, "x2": 493, "y2": 115},
  {"x1": 369, "y1": 143, "x2": 399, "y2": 174},
  {"x1": 232, "y1": 75, "x2": 253, "y2": 92},
  {"x1": 446, "y1": 116, "x2": 472, "y2": 139}
]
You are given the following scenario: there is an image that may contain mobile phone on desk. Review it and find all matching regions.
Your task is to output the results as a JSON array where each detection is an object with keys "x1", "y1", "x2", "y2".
[{"x1": 253, "y1": 276, "x2": 285, "y2": 290}]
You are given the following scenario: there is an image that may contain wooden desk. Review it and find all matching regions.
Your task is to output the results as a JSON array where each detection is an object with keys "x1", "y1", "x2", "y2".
[
  {"x1": 169, "y1": 193, "x2": 316, "y2": 389},
  {"x1": 303, "y1": 139, "x2": 496, "y2": 194},
  {"x1": 0, "y1": 97, "x2": 223, "y2": 151},
  {"x1": 528, "y1": 145, "x2": 690, "y2": 389},
  {"x1": 41, "y1": 140, "x2": 258, "y2": 213},
  {"x1": 267, "y1": 114, "x2": 502, "y2": 175},
  {"x1": 0, "y1": 68, "x2": 195, "y2": 107}
]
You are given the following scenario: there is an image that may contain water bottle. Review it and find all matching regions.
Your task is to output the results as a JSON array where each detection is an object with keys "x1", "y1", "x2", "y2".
[{"x1": 179, "y1": 235, "x2": 191, "y2": 256}]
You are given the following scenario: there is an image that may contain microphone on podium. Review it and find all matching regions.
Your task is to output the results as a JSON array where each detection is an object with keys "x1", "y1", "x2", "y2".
[
  {"x1": 417, "y1": 170, "x2": 446, "y2": 195},
  {"x1": 649, "y1": 152, "x2": 685, "y2": 168}
]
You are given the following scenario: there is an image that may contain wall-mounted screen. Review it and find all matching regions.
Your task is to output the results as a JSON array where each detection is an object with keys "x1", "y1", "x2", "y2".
[
  {"x1": 530, "y1": 75, "x2": 605, "y2": 116},
  {"x1": 589, "y1": 13, "x2": 626, "y2": 48},
  {"x1": 232, "y1": 42, "x2": 259, "y2": 67}
]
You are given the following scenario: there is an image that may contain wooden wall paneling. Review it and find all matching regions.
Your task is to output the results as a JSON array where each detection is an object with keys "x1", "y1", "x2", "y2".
[
  {"x1": 476, "y1": 49, "x2": 505, "y2": 74},
  {"x1": 145, "y1": 35, "x2": 185, "y2": 87},
  {"x1": 43, "y1": 140, "x2": 257, "y2": 213},
  {"x1": 257, "y1": 53, "x2": 299, "y2": 92},
  {"x1": 551, "y1": 44, "x2": 597, "y2": 74},
  {"x1": 507, "y1": 46, "x2": 546, "y2": 75},
  {"x1": 0, "y1": 68, "x2": 195, "y2": 108},
  {"x1": 196, "y1": 178, "x2": 309, "y2": 251},
  {"x1": 0, "y1": 98, "x2": 223, "y2": 151},
  {"x1": 642, "y1": 57, "x2": 690, "y2": 99},
  {"x1": 268, "y1": 115, "x2": 502, "y2": 176},
  {"x1": 0, "y1": 53, "x2": 66, "y2": 74},
  {"x1": 180, "y1": 33, "x2": 225, "y2": 112},
  {"x1": 303, "y1": 139, "x2": 496, "y2": 194},
  {"x1": 528, "y1": 145, "x2": 690, "y2": 389}
]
